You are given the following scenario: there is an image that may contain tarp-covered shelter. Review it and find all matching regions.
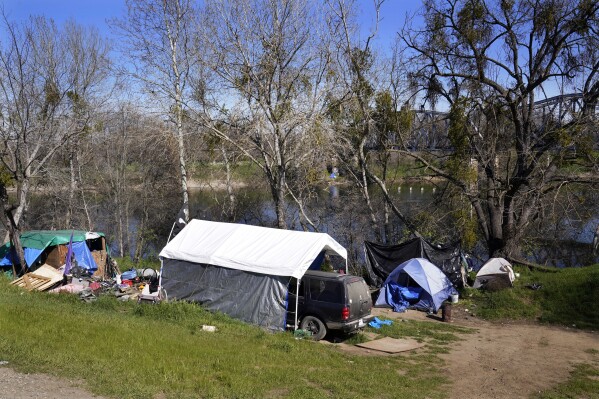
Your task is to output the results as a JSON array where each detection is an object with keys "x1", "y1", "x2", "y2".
[
  {"x1": 159, "y1": 219, "x2": 348, "y2": 331},
  {"x1": 473, "y1": 258, "x2": 515, "y2": 291},
  {"x1": 0, "y1": 230, "x2": 108, "y2": 275},
  {"x1": 375, "y1": 258, "x2": 457, "y2": 312},
  {"x1": 364, "y1": 237, "x2": 467, "y2": 288}
]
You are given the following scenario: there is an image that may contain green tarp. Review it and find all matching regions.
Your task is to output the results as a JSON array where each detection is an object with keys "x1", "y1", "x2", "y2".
[{"x1": 0, "y1": 230, "x2": 107, "y2": 261}]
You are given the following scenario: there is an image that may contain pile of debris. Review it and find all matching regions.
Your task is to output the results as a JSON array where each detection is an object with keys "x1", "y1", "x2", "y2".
[
  {"x1": 2, "y1": 229, "x2": 164, "y2": 304},
  {"x1": 10, "y1": 261, "x2": 163, "y2": 304}
]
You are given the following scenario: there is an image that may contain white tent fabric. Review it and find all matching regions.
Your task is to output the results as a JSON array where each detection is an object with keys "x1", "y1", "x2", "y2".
[
  {"x1": 159, "y1": 219, "x2": 347, "y2": 278},
  {"x1": 473, "y1": 257, "x2": 515, "y2": 290},
  {"x1": 476, "y1": 258, "x2": 515, "y2": 279}
]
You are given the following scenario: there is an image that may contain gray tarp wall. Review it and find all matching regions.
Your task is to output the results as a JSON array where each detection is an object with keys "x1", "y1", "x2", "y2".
[{"x1": 161, "y1": 258, "x2": 291, "y2": 330}]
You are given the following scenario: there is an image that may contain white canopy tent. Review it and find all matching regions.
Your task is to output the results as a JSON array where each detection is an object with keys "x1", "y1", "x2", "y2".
[{"x1": 159, "y1": 219, "x2": 348, "y2": 330}]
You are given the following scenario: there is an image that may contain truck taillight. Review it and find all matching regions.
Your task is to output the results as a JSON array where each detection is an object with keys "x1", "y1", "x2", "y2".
[{"x1": 342, "y1": 306, "x2": 350, "y2": 320}]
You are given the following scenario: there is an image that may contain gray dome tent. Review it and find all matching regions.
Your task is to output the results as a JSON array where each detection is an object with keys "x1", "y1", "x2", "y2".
[{"x1": 473, "y1": 258, "x2": 515, "y2": 291}]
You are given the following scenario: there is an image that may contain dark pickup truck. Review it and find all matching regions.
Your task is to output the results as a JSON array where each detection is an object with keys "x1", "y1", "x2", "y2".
[{"x1": 287, "y1": 270, "x2": 373, "y2": 340}]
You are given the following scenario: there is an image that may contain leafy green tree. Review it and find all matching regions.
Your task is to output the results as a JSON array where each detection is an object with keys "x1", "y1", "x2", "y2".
[{"x1": 398, "y1": 0, "x2": 599, "y2": 258}]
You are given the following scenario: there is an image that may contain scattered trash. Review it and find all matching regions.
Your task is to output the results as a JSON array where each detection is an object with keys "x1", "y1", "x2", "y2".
[
  {"x1": 202, "y1": 325, "x2": 217, "y2": 332},
  {"x1": 80, "y1": 288, "x2": 97, "y2": 303},
  {"x1": 526, "y1": 283, "x2": 542, "y2": 290},
  {"x1": 121, "y1": 269, "x2": 137, "y2": 281},
  {"x1": 6, "y1": 252, "x2": 163, "y2": 306},
  {"x1": 293, "y1": 329, "x2": 312, "y2": 339},
  {"x1": 0, "y1": 361, "x2": 8, "y2": 366}
]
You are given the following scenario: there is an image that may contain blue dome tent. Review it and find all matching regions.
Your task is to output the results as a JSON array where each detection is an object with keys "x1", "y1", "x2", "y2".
[{"x1": 375, "y1": 258, "x2": 457, "y2": 313}]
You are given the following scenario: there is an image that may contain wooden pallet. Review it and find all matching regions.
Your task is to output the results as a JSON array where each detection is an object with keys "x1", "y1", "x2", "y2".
[{"x1": 10, "y1": 264, "x2": 64, "y2": 291}]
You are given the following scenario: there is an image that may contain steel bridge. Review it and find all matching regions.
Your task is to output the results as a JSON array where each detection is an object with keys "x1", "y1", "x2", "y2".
[{"x1": 408, "y1": 93, "x2": 598, "y2": 150}]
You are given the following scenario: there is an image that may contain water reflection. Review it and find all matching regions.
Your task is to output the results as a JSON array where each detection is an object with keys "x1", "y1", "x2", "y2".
[
  {"x1": 329, "y1": 184, "x2": 339, "y2": 199},
  {"x1": 14, "y1": 183, "x2": 599, "y2": 268}
]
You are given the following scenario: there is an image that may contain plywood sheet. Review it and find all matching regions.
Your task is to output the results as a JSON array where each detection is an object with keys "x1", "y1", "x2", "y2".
[
  {"x1": 45, "y1": 245, "x2": 68, "y2": 268},
  {"x1": 91, "y1": 250, "x2": 108, "y2": 278},
  {"x1": 355, "y1": 337, "x2": 424, "y2": 353}
]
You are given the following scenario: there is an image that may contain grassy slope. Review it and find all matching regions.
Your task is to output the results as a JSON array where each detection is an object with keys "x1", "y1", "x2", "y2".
[
  {"x1": 0, "y1": 278, "x2": 462, "y2": 399},
  {"x1": 1, "y1": 264, "x2": 597, "y2": 398},
  {"x1": 460, "y1": 264, "x2": 599, "y2": 330}
]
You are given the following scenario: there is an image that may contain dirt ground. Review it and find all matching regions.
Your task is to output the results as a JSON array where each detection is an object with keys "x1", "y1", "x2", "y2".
[
  {"x1": 0, "y1": 366, "x2": 106, "y2": 399},
  {"x1": 368, "y1": 307, "x2": 599, "y2": 399},
  {"x1": 1, "y1": 307, "x2": 598, "y2": 399}
]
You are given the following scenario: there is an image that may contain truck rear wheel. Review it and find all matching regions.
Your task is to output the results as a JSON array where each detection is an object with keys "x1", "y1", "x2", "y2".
[{"x1": 300, "y1": 316, "x2": 327, "y2": 341}]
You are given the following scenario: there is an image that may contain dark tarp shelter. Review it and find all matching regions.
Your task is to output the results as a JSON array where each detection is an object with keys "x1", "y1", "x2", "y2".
[{"x1": 364, "y1": 237, "x2": 467, "y2": 288}]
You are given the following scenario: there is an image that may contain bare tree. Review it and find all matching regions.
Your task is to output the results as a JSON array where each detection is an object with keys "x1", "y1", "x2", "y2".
[
  {"x1": 324, "y1": 0, "x2": 421, "y2": 244},
  {"x1": 197, "y1": 0, "x2": 332, "y2": 230},
  {"x1": 397, "y1": 0, "x2": 599, "y2": 258},
  {"x1": 0, "y1": 14, "x2": 110, "y2": 268},
  {"x1": 111, "y1": 0, "x2": 199, "y2": 224},
  {"x1": 93, "y1": 105, "x2": 179, "y2": 258}
]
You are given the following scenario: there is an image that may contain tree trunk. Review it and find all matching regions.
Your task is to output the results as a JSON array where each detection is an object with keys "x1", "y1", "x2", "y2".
[
  {"x1": 274, "y1": 169, "x2": 287, "y2": 229},
  {"x1": 0, "y1": 184, "x2": 26, "y2": 274},
  {"x1": 220, "y1": 144, "x2": 236, "y2": 221},
  {"x1": 175, "y1": 103, "x2": 189, "y2": 223},
  {"x1": 66, "y1": 147, "x2": 77, "y2": 227}
]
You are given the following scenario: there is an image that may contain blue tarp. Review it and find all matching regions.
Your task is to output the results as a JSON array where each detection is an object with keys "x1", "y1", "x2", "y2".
[
  {"x1": 72, "y1": 241, "x2": 97, "y2": 272},
  {"x1": 24, "y1": 248, "x2": 44, "y2": 267},
  {"x1": 385, "y1": 283, "x2": 422, "y2": 312},
  {"x1": 375, "y1": 258, "x2": 457, "y2": 312},
  {"x1": 368, "y1": 316, "x2": 393, "y2": 329},
  {"x1": 0, "y1": 238, "x2": 97, "y2": 272},
  {"x1": 0, "y1": 247, "x2": 44, "y2": 268}
]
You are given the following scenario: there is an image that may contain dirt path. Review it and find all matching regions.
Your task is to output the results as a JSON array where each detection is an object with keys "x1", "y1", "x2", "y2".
[
  {"x1": 1, "y1": 308, "x2": 598, "y2": 399},
  {"x1": 0, "y1": 366, "x2": 107, "y2": 399},
  {"x1": 371, "y1": 307, "x2": 599, "y2": 399}
]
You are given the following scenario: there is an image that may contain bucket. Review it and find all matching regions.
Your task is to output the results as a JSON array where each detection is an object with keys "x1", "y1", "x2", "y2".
[{"x1": 450, "y1": 294, "x2": 459, "y2": 304}]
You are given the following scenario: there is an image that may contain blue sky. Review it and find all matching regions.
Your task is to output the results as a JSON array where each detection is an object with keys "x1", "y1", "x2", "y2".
[
  {"x1": 2, "y1": 0, "x2": 125, "y2": 27},
  {"x1": 2, "y1": 0, "x2": 422, "y2": 46}
]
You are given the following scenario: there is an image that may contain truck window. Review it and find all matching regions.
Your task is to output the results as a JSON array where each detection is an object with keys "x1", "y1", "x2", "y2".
[{"x1": 309, "y1": 279, "x2": 343, "y2": 303}]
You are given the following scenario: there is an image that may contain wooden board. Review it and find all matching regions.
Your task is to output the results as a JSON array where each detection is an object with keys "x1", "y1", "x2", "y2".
[
  {"x1": 355, "y1": 337, "x2": 424, "y2": 353},
  {"x1": 10, "y1": 264, "x2": 64, "y2": 292}
]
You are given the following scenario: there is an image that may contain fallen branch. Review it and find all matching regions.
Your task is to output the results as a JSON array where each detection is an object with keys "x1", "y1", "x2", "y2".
[{"x1": 507, "y1": 257, "x2": 559, "y2": 273}]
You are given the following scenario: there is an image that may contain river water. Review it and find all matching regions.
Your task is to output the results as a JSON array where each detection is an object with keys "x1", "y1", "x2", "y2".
[{"x1": 19, "y1": 182, "x2": 599, "y2": 269}]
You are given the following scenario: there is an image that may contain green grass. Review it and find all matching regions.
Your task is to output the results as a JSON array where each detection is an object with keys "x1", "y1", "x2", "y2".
[
  {"x1": 114, "y1": 256, "x2": 161, "y2": 272},
  {"x1": 535, "y1": 363, "x2": 599, "y2": 399},
  {"x1": 2, "y1": 264, "x2": 597, "y2": 398},
  {"x1": 459, "y1": 264, "x2": 599, "y2": 330},
  {"x1": 0, "y1": 278, "x2": 455, "y2": 399}
]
